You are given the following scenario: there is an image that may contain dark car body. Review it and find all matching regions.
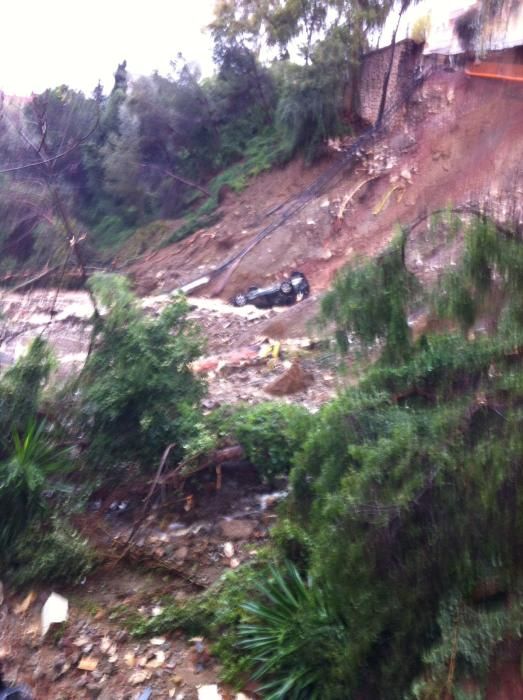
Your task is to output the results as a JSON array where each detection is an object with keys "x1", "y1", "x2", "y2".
[{"x1": 232, "y1": 272, "x2": 310, "y2": 309}]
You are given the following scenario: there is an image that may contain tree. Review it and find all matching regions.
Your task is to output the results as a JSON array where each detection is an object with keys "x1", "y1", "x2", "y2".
[{"x1": 321, "y1": 230, "x2": 419, "y2": 362}]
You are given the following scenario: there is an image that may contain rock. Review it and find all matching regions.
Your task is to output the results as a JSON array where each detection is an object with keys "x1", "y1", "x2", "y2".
[
  {"x1": 145, "y1": 650, "x2": 166, "y2": 668},
  {"x1": 129, "y1": 669, "x2": 151, "y2": 685},
  {"x1": 223, "y1": 542, "x2": 235, "y2": 558},
  {"x1": 99, "y1": 636, "x2": 112, "y2": 653},
  {"x1": 78, "y1": 657, "x2": 99, "y2": 672},
  {"x1": 15, "y1": 590, "x2": 37, "y2": 615},
  {"x1": 390, "y1": 132, "x2": 416, "y2": 153},
  {"x1": 53, "y1": 655, "x2": 70, "y2": 679},
  {"x1": 32, "y1": 665, "x2": 46, "y2": 681},
  {"x1": 123, "y1": 652, "x2": 136, "y2": 668},
  {"x1": 264, "y1": 360, "x2": 314, "y2": 396},
  {"x1": 218, "y1": 519, "x2": 255, "y2": 541},
  {"x1": 174, "y1": 545, "x2": 189, "y2": 563},
  {"x1": 150, "y1": 636, "x2": 166, "y2": 646},
  {"x1": 86, "y1": 683, "x2": 102, "y2": 698},
  {"x1": 41, "y1": 592, "x2": 68, "y2": 636},
  {"x1": 198, "y1": 686, "x2": 222, "y2": 700}
]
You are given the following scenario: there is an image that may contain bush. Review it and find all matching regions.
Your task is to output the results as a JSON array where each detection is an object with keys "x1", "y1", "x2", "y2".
[
  {"x1": 283, "y1": 333, "x2": 523, "y2": 698},
  {"x1": 9, "y1": 518, "x2": 95, "y2": 586},
  {"x1": 225, "y1": 402, "x2": 313, "y2": 483},
  {"x1": 320, "y1": 231, "x2": 419, "y2": 364},
  {"x1": 409, "y1": 591, "x2": 523, "y2": 699},
  {"x1": 80, "y1": 274, "x2": 206, "y2": 470},
  {"x1": 275, "y1": 218, "x2": 523, "y2": 697},
  {"x1": 275, "y1": 62, "x2": 345, "y2": 162},
  {"x1": 0, "y1": 337, "x2": 53, "y2": 457}
]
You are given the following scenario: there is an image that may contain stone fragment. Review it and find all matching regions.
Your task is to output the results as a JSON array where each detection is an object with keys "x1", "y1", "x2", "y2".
[
  {"x1": 15, "y1": 591, "x2": 37, "y2": 615},
  {"x1": 264, "y1": 360, "x2": 313, "y2": 396},
  {"x1": 223, "y1": 542, "x2": 235, "y2": 558},
  {"x1": 78, "y1": 657, "x2": 99, "y2": 672},
  {"x1": 41, "y1": 593, "x2": 68, "y2": 636},
  {"x1": 198, "y1": 686, "x2": 222, "y2": 700},
  {"x1": 129, "y1": 669, "x2": 151, "y2": 685},
  {"x1": 218, "y1": 519, "x2": 255, "y2": 541}
]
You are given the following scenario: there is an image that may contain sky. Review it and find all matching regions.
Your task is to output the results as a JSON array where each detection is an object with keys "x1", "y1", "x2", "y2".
[
  {"x1": 0, "y1": 0, "x2": 217, "y2": 97},
  {"x1": 3, "y1": 0, "x2": 514, "y2": 98}
]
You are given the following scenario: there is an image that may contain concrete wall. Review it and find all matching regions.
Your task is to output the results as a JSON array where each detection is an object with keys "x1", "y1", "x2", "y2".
[
  {"x1": 358, "y1": 39, "x2": 421, "y2": 126},
  {"x1": 423, "y1": 0, "x2": 523, "y2": 55}
]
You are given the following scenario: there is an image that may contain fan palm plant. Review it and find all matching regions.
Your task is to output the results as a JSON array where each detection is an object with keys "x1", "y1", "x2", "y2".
[
  {"x1": 239, "y1": 563, "x2": 349, "y2": 699},
  {"x1": 0, "y1": 420, "x2": 69, "y2": 559}
]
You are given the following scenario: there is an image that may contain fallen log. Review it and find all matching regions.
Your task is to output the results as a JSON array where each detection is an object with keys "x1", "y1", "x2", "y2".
[{"x1": 158, "y1": 444, "x2": 247, "y2": 490}]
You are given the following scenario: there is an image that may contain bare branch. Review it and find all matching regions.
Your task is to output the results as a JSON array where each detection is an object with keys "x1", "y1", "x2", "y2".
[{"x1": 140, "y1": 162, "x2": 211, "y2": 197}]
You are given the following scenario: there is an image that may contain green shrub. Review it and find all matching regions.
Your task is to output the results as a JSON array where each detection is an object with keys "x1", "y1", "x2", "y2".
[
  {"x1": 270, "y1": 518, "x2": 311, "y2": 569},
  {"x1": 9, "y1": 518, "x2": 95, "y2": 586},
  {"x1": 409, "y1": 591, "x2": 523, "y2": 699},
  {"x1": 166, "y1": 127, "x2": 290, "y2": 247},
  {"x1": 226, "y1": 402, "x2": 313, "y2": 483},
  {"x1": 275, "y1": 62, "x2": 346, "y2": 162},
  {"x1": 0, "y1": 420, "x2": 70, "y2": 561},
  {"x1": 0, "y1": 337, "x2": 54, "y2": 457},
  {"x1": 81, "y1": 274, "x2": 205, "y2": 470},
  {"x1": 320, "y1": 231, "x2": 419, "y2": 364},
  {"x1": 279, "y1": 218, "x2": 523, "y2": 697}
]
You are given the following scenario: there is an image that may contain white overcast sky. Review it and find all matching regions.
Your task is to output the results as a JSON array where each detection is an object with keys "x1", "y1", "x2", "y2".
[
  {"x1": 0, "y1": 0, "x2": 481, "y2": 97},
  {"x1": 0, "y1": 0, "x2": 217, "y2": 96}
]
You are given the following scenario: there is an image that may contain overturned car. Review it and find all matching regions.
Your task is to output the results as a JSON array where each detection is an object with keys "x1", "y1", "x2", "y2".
[{"x1": 232, "y1": 271, "x2": 310, "y2": 309}]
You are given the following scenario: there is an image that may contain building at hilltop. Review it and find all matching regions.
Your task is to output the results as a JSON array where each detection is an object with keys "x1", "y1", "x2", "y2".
[{"x1": 356, "y1": 0, "x2": 523, "y2": 125}]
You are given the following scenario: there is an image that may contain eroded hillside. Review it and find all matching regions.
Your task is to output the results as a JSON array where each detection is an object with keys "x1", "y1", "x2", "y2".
[{"x1": 125, "y1": 67, "x2": 522, "y2": 318}]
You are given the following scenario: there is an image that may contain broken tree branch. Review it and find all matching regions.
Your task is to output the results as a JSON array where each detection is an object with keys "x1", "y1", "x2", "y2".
[{"x1": 117, "y1": 443, "x2": 176, "y2": 560}]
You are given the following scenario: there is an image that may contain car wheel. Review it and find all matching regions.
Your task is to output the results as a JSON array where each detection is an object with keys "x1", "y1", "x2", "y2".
[
  {"x1": 233, "y1": 292, "x2": 247, "y2": 306},
  {"x1": 280, "y1": 281, "x2": 293, "y2": 295}
]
